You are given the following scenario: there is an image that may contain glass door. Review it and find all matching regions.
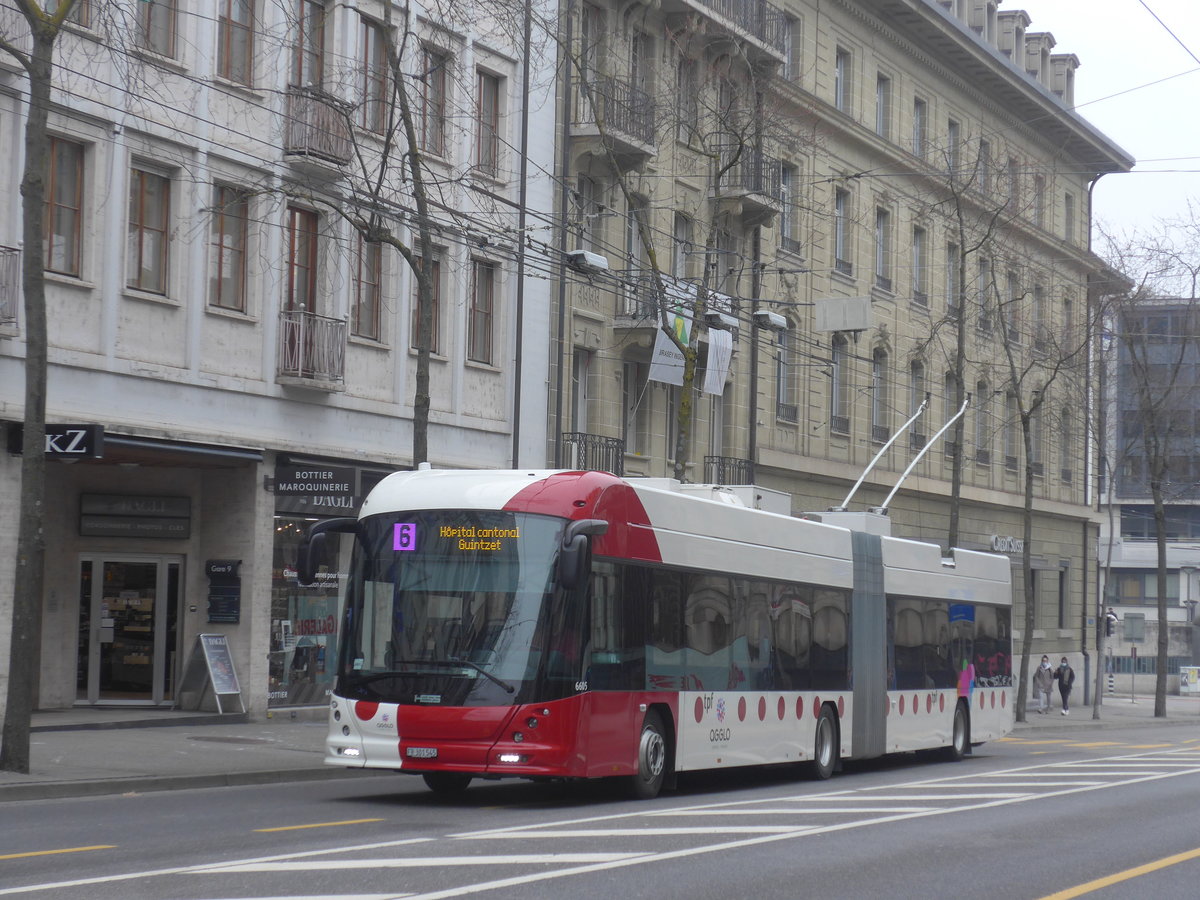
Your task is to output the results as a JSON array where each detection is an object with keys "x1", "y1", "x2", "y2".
[{"x1": 77, "y1": 556, "x2": 181, "y2": 705}]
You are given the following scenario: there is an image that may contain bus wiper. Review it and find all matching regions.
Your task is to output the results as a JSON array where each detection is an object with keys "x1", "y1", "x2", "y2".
[{"x1": 447, "y1": 657, "x2": 516, "y2": 694}]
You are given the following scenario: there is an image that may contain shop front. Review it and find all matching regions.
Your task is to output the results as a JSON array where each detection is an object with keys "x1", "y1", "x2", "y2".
[{"x1": 268, "y1": 459, "x2": 395, "y2": 708}]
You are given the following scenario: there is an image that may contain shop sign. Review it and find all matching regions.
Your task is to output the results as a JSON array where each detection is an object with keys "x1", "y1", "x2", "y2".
[
  {"x1": 990, "y1": 534, "x2": 1024, "y2": 554},
  {"x1": 79, "y1": 494, "x2": 191, "y2": 539},
  {"x1": 274, "y1": 464, "x2": 356, "y2": 510},
  {"x1": 7, "y1": 423, "x2": 105, "y2": 458}
]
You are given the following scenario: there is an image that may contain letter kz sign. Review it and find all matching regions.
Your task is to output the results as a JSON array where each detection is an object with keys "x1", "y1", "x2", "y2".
[{"x1": 7, "y1": 423, "x2": 105, "y2": 458}]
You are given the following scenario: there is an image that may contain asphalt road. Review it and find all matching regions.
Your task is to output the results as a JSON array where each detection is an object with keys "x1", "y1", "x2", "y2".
[{"x1": 3, "y1": 723, "x2": 1200, "y2": 899}]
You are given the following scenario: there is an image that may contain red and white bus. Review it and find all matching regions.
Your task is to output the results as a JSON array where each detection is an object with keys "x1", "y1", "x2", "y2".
[{"x1": 299, "y1": 468, "x2": 1013, "y2": 798}]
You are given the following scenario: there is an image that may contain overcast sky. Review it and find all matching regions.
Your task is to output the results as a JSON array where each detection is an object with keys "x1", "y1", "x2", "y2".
[{"x1": 1017, "y1": 0, "x2": 1200, "y2": 242}]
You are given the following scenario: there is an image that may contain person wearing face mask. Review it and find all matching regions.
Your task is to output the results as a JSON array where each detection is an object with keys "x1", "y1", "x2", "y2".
[
  {"x1": 1033, "y1": 655, "x2": 1054, "y2": 714},
  {"x1": 1054, "y1": 656, "x2": 1076, "y2": 715}
]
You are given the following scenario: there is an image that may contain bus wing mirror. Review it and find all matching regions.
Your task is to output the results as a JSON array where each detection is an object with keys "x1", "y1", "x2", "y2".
[
  {"x1": 559, "y1": 519, "x2": 608, "y2": 590},
  {"x1": 296, "y1": 517, "x2": 358, "y2": 586}
]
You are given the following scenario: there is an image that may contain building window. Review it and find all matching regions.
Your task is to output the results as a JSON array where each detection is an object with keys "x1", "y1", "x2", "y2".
[
  {"x1": 1060, "y1": 407, "x2": 1073, "y2": 482},
  {"x1": 871, "y1": 348, "x2": 889, "y2": 441},
  {"x1": 217, "y1": 0, "x2": 254, "y2": 86},
  {"x1": 137, "y1": 0, "x2": 177, "y2": 57},
  {"x1": 571, "y1": 350, "x2": 592, "y2": 433},
  {"x1": 783, "y1": 16, "x2": 802, "y2": 82},
  {"x1": 777, "y1": 330, "x2": 797, "y2": 422},
  {"x1": 976, "y1": 256, "x2": 992, "y2": 333},
  {"x1": 420, "y1": 46, "x2": 449, "y2": 156},
  {"x1": 909, "y1": 360, "x2": 926, "y2": 445},
  {"x1": 834, "y1": 188, "x2": 852, "y2": 275},
  {"x1": 625, "y1": 198, "x2": 651, "y2": 316},
  {"x1": 630, "y1": 30, "x2": 654, "y2": 96},
  {"x1": 1004, "y1": 391, "x2": 1018, "y2": 470},
  {"x1": 580, "y1": 3, "x2": 605, "y2": 83},
  {"x1": 912, "y1": 226, "x2": 927, "y2": 306},
  {"x1": 672, "y1": 212, "x2": 692, "y2": 279},
  {"x1": 575, "y1": 175, "x2": 602, "y2": 253},
  {"x1": 1064, "y1": 191, "x2": 1076, "y2": 243},
  {"x1": 209, "y1": 185, "x2": 249, "y2": 312},
  {"x1": 352, "y1": 237, "x2": 381, "y2": 340},
  {"x1": 945, "y1": 242, "x2": 960, "y2": 316},
  {"x1": 60, "y1": 0, "x2": 92, "y2": 26},
  {"x1": 622, "y1": 361, "x2": 649, "y2": 454},
  {"x1": 1030, "y1": 404, "x2": 1044, "y2": 475},
  {"x1": 468, "y1": 260, "x2": 496, "y2": 364},
  {"x1": 44, "y1": 137, "x2": 83, "y2": 277},
  {"x1": 912, "y1": 96, "x2": 927, "y2": 159},
  {"x1": 127, "y1": 167, "x2": 170, "y2": 295},
  {"x1": 359, "y1": 17, "x2": 387, "y2": 133},
  {"x1": 834, "y1": 48, "x2": 851, "y2": 113},
  {"x1": 975, "y1": 382, "x2": 991, "y2": 464},
  {"x1": 978, "y1": 138, "x2": 991, "y2": 193},
  {"x1": 286, "y1": 206, "x2": 319, "y2": 312},
  {"x1": 943, "y1": 371, "x2": 959, "y2": 458},
  {"x1": 676, "y1": 58, "x2": 699, "y2": 143},
  {"x1": 875, "y1": 74, "x2": 891, "y2": 138},
  {"x1": 874, "y1": 207, "x2": 891, "y2": 291},
  {"x1": 475, "y1": 70, "x2": 502, "y2": 177},
  {"x1": 290, "y1": 0, "x2": 325, "y2": 87},
  {"x1": 947, "y1": 118, "x2": 961, "y2": 174},
  {"x1": 1006, "y1": 157, "x2": 1020, "y2": 207},
  {"x1": 1005, "y1": 272, "x2": 1023, "y2": 343},
  {"x1": 830, "y1": 334, "x2": 850, "y2": 433},
  {"x1": 410, "y1": 255, "x2": 441, "y2": 354},
  {"x1": 1033, "y1": 174, "x2": 1046, "y2": 228},
  {"x1": 780, "y1": 164, "x2": 800, "y2": 253}
]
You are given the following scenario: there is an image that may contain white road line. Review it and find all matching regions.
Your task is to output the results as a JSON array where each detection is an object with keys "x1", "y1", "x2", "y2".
[
  {"x1": 648, "y1": 807, "x2": 933, "y2": 815},
  {"x1": 464, "y1": 826, "x2": 814, "y2": 837},
  {"x1": 798, "y1": 792, "x2": 1027, "y2": 799},
  {"x1": 200, "y1": 853, "x2": 649, "y2": 873},
  {"x1": 928, "y1": 781, "x2": 1104, "y2": 787}
]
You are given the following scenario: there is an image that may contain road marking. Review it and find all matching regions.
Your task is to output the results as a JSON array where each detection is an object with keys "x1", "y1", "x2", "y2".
[
  {"x1": 255, "y1": 819, "x2": 385, "y2": 832},
  {"x1": 648, "y1": 807, "x2": 933, "y2": 815},
  {"x1": 1126, "y1": 743, "x2": 1173, "y2": 749},
  {"x1": 465, "y1": 827, "x2": 813, "y2": 837},
  {"x1": 201, "y1": 853, "x2": 650, "y2": 873},
  {"x1": 1068, "y1": 742, "x2": 1122, "y2": 748},
  {"x1": 0, "y1": 845, "x2": 115, "y2": 861},
  {"x1": 1038, "y1": 845, "x2": 1200, "y2": 899}
]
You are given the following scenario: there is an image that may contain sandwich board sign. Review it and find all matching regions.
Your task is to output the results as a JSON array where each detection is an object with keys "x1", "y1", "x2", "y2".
[{"x1": 177, "y1": 633, "x2": 245, "y2": 714}]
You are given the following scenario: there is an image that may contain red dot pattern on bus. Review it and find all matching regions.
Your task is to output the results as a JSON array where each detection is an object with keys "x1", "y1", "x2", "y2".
[
  {"x1": 738, "y1": 697, "x2": 747, "y2": 721},
  {"x1": 694, "y1": 696, "x2": 704, "y2": 723},
  {"x1": 354, "y1": 701, "x2": 379, "y2": 720},
  {"x1": 758, "y1": 697, "x2": 767, "y2": 721}
]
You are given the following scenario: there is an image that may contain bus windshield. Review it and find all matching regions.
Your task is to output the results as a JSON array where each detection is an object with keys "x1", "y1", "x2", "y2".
[{"x1": 338, "y1": 510, "x2": 571, "y2": 707}]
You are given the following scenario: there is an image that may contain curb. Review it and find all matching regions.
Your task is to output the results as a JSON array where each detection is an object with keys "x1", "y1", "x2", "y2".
[{"x1": 0, "y1": 766, "x2": 368, "y2": 803}]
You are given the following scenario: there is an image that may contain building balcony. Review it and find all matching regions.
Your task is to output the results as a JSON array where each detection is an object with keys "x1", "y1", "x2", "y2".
[
  {"x1": 561, "y1": 432, "x2": 625, "y2": 476},
  {"x1": 277, "y1": 309, "x2": 346, "y2": 390},
  {"x1": 283, "y1": 87, "x2": 352, "y2": 171},
  {"x1": 571, "y1": 76, "x2": 656, "y2": 167},
  {"x1": 0, "y1": 245, "x2": 18, "y2": 326},
  {"x1": 705, "y1": 455, "x2": 755, "y2": 485},
  {"x1": 662, "y1": 0, "x2": 788, "y2": 65},
  {"x1": 716, "y1": 149, "x2": 782, "y2": 224}
]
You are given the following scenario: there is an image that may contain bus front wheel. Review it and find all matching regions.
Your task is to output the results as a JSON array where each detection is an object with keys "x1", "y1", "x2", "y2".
[
  {"x1": 628, "y1": 710, "x2": 668, "y2": 799},
  {"x1": 812, "y1": 706, "x2": 839, "y2": 780},
  {"x1": 422, "y1": 772, "x2": 472, "y2": 795}
]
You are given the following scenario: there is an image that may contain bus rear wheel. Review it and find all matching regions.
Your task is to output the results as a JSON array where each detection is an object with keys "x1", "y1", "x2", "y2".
[
  {"x1": 943, "y1": 701, "x2": 969, "y2": 762},
  {"x1": 422, "y1": 772, "x2": 472, "y2": 795},
  {"x1": 627, "y1": 710, "x2": 668, "y2": 799},
  {"x1": 811, "y1": 706, "x2": 839, "y2": 780}
]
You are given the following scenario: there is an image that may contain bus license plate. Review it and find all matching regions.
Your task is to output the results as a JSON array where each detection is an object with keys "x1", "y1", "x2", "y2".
[{"x1": 406, "y1": 747, "x2": 438, "y2": 759}]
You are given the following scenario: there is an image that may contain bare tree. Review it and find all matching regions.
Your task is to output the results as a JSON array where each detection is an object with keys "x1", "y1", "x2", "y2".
[{"x1": 0, "y1": 0, "x2": 79, "y2": 774}]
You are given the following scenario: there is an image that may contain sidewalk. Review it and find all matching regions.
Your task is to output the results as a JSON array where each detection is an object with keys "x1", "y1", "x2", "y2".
[
  {"x1": 1, "y1": 693, "x2": 1196, "y2": 803},
  {"x1": 0, "y1": 706, "x2": 357, "y2": 803}
]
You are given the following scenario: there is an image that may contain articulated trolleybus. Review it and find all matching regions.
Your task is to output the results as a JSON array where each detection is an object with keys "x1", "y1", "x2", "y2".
[{"x1": 297, "y1": 468, "x2": 1013, "y2": 798}]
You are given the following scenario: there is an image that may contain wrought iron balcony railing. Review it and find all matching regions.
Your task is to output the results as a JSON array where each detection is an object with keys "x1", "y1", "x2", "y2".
[
  {"x1": 277, "y1": 309, "x2": 346, "y2": 385},
  {"x1": 720, "y1": 148, "x2": 782, "y2": 201},
  {"x1": 284, "y1": 87, "x2": 352, "y2": 166},
  {"x1": 560, "y1": 432, "x2": 625, "y2": 476},
  {"x1": 573, "y1": 75, "x2": 655, "y2": 149},
  {"x1": 705, "y1": 455, "x2": 755, "y2": 485},
  {"x1": 690, "y1": 0, "x2": 788, "y2": 54}
]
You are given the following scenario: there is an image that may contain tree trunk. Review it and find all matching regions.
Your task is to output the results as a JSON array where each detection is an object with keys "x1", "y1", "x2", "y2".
[{"x1": 1, "y1": 25, "x2": 54, "y2": 774}]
